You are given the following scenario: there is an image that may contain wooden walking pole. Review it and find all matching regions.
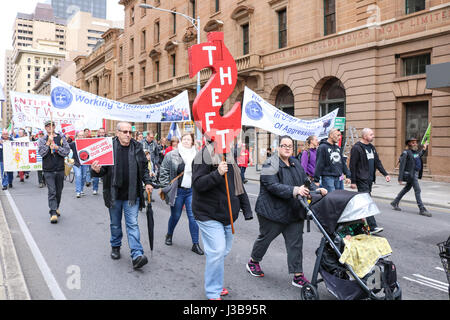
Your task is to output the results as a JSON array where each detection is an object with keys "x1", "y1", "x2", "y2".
[{"x1": 223, "y1": 155, "x2": 235, "y2": 234}]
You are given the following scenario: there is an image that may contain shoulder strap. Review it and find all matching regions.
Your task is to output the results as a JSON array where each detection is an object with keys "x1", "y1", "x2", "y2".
[{"x1": 170, "y1": 172, "x2": 184, "y2": 185}]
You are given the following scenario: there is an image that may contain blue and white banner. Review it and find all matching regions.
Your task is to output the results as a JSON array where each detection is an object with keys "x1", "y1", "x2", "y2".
[
  {"x1": 51, "y1": 77, "x2": 191, "y2": 123},
  {"x1": 167, "y1": 122, "x2": 181, "y2": 140},
  {"x1": 242, "y1": 87, "x2": 339, "y2": 141}
]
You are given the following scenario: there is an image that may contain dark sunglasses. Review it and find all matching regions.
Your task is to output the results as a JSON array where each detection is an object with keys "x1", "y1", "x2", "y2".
[{"x1": 119, "y1": 130, "x2": 132, "y2": 135}]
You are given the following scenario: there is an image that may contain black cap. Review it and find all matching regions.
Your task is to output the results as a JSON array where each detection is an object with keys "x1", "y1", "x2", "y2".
[
  {"x1": 44, "y1": 120, "x2": 55, "y2": 127},
  {"x1": 405, "y1": 137, "x2": 418, "y2": 145}
]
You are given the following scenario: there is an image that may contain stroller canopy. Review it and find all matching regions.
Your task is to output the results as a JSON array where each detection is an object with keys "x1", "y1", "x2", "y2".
[{"x1": 310, "y1": 190, "x2": 380, "y2": 235}]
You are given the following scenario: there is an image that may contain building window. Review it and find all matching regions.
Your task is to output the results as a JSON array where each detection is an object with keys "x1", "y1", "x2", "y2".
[
  {"x1": 155, "y1": 61, "x2": 160, "y2": 82},
  {"x1": 190, "y1": 0, "x2": 196, "y2": 19},
  {"x1": 171, "y1": 54, "x2": 176, "y2": 77},
  {"x1": 402, "y1": 53, "x2": 430, "y2": 76},
  {"x1": 141, "y1": 0, "x2": 147, "y2": 17},
  {"x1": 215, "y1": 0, "x2": 220, "y2": 12},
  {"x1": 119, "y1": 45, "x2": 123, "y2": 65},
  {"x1": 129, "y1": 71, "x2": 134, "y2": 93},
  {"x1": 130, "y1": 6, "x2": 135, "y2": 25},
  {"x1": 154, "y1": 21, "x2": 160, "y2": 43},
  {"x1": 278, "y1": 9, "x2": 287, "y2": 49},
  {"x1": 172, "y1": 12, "x2": 176, "y2": 34},
  {"x1": 324, "y1": 0, "x2": 336, "y2": 36},
  {"x1": 319, "y1": 78, "x2": 346, "y2": 118},
  {"x1": 242, "y1": 23, "x2": 249, "y2": 55},
  {"x1": 118, "y1": 76, "x2": 123, "y2": 97},
  {"x1": 141, "y1": 66, "x2": 146, "y2": 88},
  {"x1": 141, "y1": 30, "x2": 146, "y2": 52},
  {"x1": 130, "y1": 37, "x2": 134, "y2": 59},
  {"x1": 406, "y1": 0, "x2": 425, "y2": 14}
]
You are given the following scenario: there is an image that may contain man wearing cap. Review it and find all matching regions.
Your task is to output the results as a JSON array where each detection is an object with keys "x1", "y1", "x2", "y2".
[
  {"x1": 38, "y1": 120, "x2": 70, "y2": 223},
  {"x1": 390, "y1": 137, "x2": 430, "y2": 217}
]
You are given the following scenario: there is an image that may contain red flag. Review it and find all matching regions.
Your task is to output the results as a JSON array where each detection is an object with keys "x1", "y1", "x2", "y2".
[{"x1": 28, "y1": 150, "x2": 37, "y2": 163}]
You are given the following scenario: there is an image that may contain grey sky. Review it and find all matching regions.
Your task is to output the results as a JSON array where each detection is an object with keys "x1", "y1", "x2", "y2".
[{"x1": 0, "y1": 0, "x2": 124, "y2": 85}]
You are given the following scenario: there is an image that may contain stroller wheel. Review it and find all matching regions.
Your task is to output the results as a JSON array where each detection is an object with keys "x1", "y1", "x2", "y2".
[{"x1": 300, "y1": 284, "x2": 319, "y2": 300}]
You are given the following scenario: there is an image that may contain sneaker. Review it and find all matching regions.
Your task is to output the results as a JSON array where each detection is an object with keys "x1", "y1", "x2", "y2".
[
  {"x1": 93, "y1": 190, "x2": 98, "y2": 195},
  {"x1": 86, "y1": 182, "x2": 91, "y2": 187},
  {"x1": 2, "y1": 186, "x2": 7, "y2": 190},
  {"x1": 50, "y1": 215, "x2": 58, "y2": 224},
  {"x1": 419, "y1": 207, "x2": 432, "y2": 217},
  {"x1": 292, "y1": 273, "x2": 310, "y2": 288},
  {"x1": 8, "y1": 184, "x2": 12, "y2": 188},
  {"x1": 80, "y1": 191, "x2": 85, "y2": 196},
  {"x1": 76, "y1": 193, "x2": 81, "y2": 198},
  {"x1": 220, "y1": 288, "x2": 229, "y2": 296},
  {"x1": 390, "y1": 201, "x2": 401, "y2": 211},
  {"x1": 246, "y1": 259, "x2": 264, "y2": 277},
  {"x1": 56, "y1": 209, "x2": 61, "y2": 217},
  {"x1": 39, "y1": 183, "x2": 44, "y2": 188},
  {"x1": 370, "y1": 227, "x2": 384, "y2": 235}
]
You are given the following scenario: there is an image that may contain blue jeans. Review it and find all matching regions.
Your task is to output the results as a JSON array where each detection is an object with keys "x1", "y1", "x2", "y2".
[
  {"x1": 73, "y1": 165, "x2": 87, "y2": 193},
  {"x1": 108, "y1": 199, "x2": 144, "y2": 260},
  {"x1": 85, "y1": 167, "x2": 92, "y2": 183},
  {"x1": 197, "y1": 220, "x2": 233, "y2": 299},
  {"x1": 92, "y1": 177, "x2": 100, "y2": 192},
  {"x1": 322, "y1": 176, "x2": 344, "y2": 193},
  {"x1": 0, "y1": 162, "x2": 13, "y2": 187},
  {"x1": 168, "y1": 187, "x2": 199, "y2": 244}
]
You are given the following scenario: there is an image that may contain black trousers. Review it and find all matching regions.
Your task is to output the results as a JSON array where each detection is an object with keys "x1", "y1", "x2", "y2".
[
  {"x1": 251, "y1": 214, "x2": 304, "y2": 274},
  {"x1": 43, "y1": 171, "x2": 64, "y2": 215},
  {"x1": 356, "y1": 179, "x2": 378, "y2": 229}
]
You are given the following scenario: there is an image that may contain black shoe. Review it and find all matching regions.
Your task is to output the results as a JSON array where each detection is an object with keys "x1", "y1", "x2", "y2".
[
  {"x1": 25, "y1": 174, "x2": 29, "y2": 179},
  {"x1": 243, "y1": 179, "x2": 248, "y2": 184},
  {"x1": 86, "y1": 182, "x2": 91, "y2": 187},
  {"x1": 165, "y1": 234, "x2": 173, "y2": 246},
  {"x1": 8, "y1": 184, "x2": 12, "y2": 188},
  {"x1": 2, "y1": 186, "x2": 7, "y2": 190},
  {"x1": 132, "y1": 255, "x2": 148, "y2": 269},
  {"x1": 390, "y1": 201, "x2": 401, "y2": 211},
  {"x1": 111, "y1": 247, "x2": 121, "y2": 260},
  {"x1": 419, "y1": 207, "x2": 432, "y2": 217},
  {"x1": 20, "y1": 179, "x2": 24, "y2": 183},
  {"x1": 192, "y1": 243, "x2": 204, "y2": 255}
]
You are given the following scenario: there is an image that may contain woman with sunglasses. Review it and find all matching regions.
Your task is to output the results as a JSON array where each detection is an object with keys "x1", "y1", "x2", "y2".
[{"x1": 246, "y1": 135, "x2": 327, "y2": 288}]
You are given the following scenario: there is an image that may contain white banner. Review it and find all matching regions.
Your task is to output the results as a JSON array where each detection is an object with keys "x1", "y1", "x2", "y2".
[
  {"x1": 242, "y1": 87, "x2": 339, "y2": 141},
  {"x1": 10, "y1": 91, "x2": 102, "y2": 131},
  {"x1": 51, "y1": 77, "x2": 191, "y2": 123},
  {"x1": 3, "y1": 140, "x2": 42, "y2": 171}
]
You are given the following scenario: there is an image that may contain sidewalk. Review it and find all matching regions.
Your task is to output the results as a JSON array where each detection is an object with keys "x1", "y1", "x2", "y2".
[{"x1": 245, "y1": 166, "x2": 450, "y2": 210}]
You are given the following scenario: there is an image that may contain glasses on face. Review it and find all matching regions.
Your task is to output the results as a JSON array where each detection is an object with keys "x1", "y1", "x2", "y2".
[
  {"x1": 119, "y1": 130, "x2": 132, "y2": 135},
  {"x1": 280, "y1": 144, "x2": 293, "y2": 150}
]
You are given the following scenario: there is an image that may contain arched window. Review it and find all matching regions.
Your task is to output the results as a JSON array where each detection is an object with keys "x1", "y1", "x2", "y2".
[
  {"x1": 319, "y1": 78, "x2": 345, "y2": 118},
  {"x1": 275, "y1": 86, "x2": 294, "y2": 116}
]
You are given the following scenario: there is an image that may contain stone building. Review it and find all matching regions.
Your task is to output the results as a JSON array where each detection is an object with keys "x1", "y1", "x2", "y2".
[{"x1": 79, "y1": 0, "x2": 450, "y2": 180}]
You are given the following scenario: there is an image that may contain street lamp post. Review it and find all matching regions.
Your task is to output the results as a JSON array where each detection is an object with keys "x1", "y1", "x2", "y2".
[{"x1": 140, "y1": 4, "x2": 201, "y2": 139}]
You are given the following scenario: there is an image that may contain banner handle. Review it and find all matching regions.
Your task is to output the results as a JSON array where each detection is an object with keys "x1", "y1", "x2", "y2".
[{"x1": 222, "y1": 154, "x2": 235, "y2": 234}]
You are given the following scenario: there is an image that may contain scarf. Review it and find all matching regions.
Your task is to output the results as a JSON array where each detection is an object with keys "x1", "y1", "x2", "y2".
[
  {"x1": 205, "y1": 142, "x2": 245, "y2": 196},
  {"x1": 178, "y1": 144, "x2": 196, "y2": 188},
  {"x1": 112, "y1": 139, "x2": 138, "y2": 206}
]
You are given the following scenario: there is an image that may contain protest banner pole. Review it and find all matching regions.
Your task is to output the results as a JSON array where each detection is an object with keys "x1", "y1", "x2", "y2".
[{"x1": 222, "y1": 154, "x2": 235, "y2": 234}]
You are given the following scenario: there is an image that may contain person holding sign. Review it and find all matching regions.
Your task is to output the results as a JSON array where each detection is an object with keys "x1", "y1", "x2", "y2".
[
  {"x1": 38, "y1": 120, "x2": 70, "y2": 224},
  {"x1": 0, "y1": 130, "x2": 14, "y2": 190},
  {"x1": 192, "y1": 140, "x2": 253, "y2": 300},
  {"x1": 91, "y1": 122, "x2": 154, "y2": 269},
  {"x1": 391, "y1": 137, "x2": 430, "y2": 217}
]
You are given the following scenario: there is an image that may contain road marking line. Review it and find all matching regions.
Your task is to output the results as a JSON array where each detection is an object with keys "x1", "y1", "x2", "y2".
[
  {"x1": 5, "y1": 190, "x2": 67, "y2": 300},
  {"x1": 403, "y1": 277, "x2": 448, "y2": 293},
  {"x1": 413, "y1": 274, "x2": 448, "y2": 287},
  {"x1": 435, "y1": 267, "x2": 445, "y2": 272}
]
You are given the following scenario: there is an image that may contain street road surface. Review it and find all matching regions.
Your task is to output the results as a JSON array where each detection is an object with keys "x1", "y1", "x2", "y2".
[{"x1": 1, "y1": 172, "x2": 448, "y2": 300}]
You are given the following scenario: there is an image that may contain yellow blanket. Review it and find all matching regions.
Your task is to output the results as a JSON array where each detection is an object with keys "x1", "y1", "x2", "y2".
[{"x1": 339, "y1": 234, "x2": 392, "y2": 278}]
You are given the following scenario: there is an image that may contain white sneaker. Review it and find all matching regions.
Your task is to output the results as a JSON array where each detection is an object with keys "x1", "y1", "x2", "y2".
[
  {"x1": 93, "y1": 190, "x2": 98, "y2": 195},
  {"x1": 76, "y1": 193, "x2": 81, "y2": 198},
  {"x1": 80, "y1": 191, "x2": 85, "y2": 196}
]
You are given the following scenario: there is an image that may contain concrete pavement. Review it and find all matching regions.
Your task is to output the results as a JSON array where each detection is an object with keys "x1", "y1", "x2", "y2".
[{"x1": 245, "y1": 166, "x2": 450, "y2": 210}]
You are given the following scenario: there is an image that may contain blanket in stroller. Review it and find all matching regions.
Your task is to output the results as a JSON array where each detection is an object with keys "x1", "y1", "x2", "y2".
[{"x1": 339, "y1": 234, "x2": 392, "y2": 278}]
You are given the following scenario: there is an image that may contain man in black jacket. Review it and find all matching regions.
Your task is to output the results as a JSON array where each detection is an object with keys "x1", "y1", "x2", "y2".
[
  {"x1": 91, "y1": 122, "x2": 154, "y2": 269},
  {"x1": 192, "y1": 140, "x2": 253, "y2": 300},
  {"x1": 38, "y1": 120, "x2": 70, "y2": 224},
  {"x1": 390, "y1": 137, "x2": 430, "y2": 217},
  {"x1": 314, "y1": 129, "x2": 351, "y2": 192},
  {"x1": 350, "y1": 128, "x2": 391, "y2": 234}
]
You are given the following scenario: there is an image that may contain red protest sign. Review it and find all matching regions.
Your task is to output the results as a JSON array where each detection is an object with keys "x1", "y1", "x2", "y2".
[
  {"x1": 75, "y1": 138, "x2": 114, "y2": 166},
  {"x1": 188, "y1": 32, "x2": 241, "y2": 154},
  {"x1": 61, "y1": 123, "x2": 76, "y2": 139}
]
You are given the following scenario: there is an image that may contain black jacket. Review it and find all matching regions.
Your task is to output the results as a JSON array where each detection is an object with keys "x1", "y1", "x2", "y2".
[
  {"x1": 91, "y1": 137, "x2": 152, "y2": 210},
  {"x1": 192, "y1": 145, "x2": 253, "y2": 226},
  {"x1": 349, "y1": 141, "x2": 388, "y2": 184},
  {"x1": 255, "y1": 155, "x2": 315, "y2": 224},
  {"x1": 398, "y1": 149, "x2": 425, "y2": 182},
  {"x1": 314, "y1": 141, "x2": 351, "y2": 182},
  {"x1": 38, "y1": 134, "x2": 70, "y2": 172}
]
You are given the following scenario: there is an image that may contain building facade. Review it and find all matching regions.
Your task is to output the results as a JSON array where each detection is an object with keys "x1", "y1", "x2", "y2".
[
  {"x1": 51, "y1": 0, "x2": 107, "y2": 21},
  {"x1": 76, "y1": 0, "x2": 450, "y2": 180},
  {"x1": 3, "y1": 50, "x2": 14, "y2": 126}
]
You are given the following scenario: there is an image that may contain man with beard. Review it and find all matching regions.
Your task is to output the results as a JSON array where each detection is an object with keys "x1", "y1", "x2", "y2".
[{"x1": 391, "y1": 137, "x2": 430, "y2": 217}]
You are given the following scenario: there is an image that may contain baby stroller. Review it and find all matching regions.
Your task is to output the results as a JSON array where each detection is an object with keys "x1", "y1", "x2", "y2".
[{"x1": 298, "y1": 190, "x2": 402, "y2": 300}]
